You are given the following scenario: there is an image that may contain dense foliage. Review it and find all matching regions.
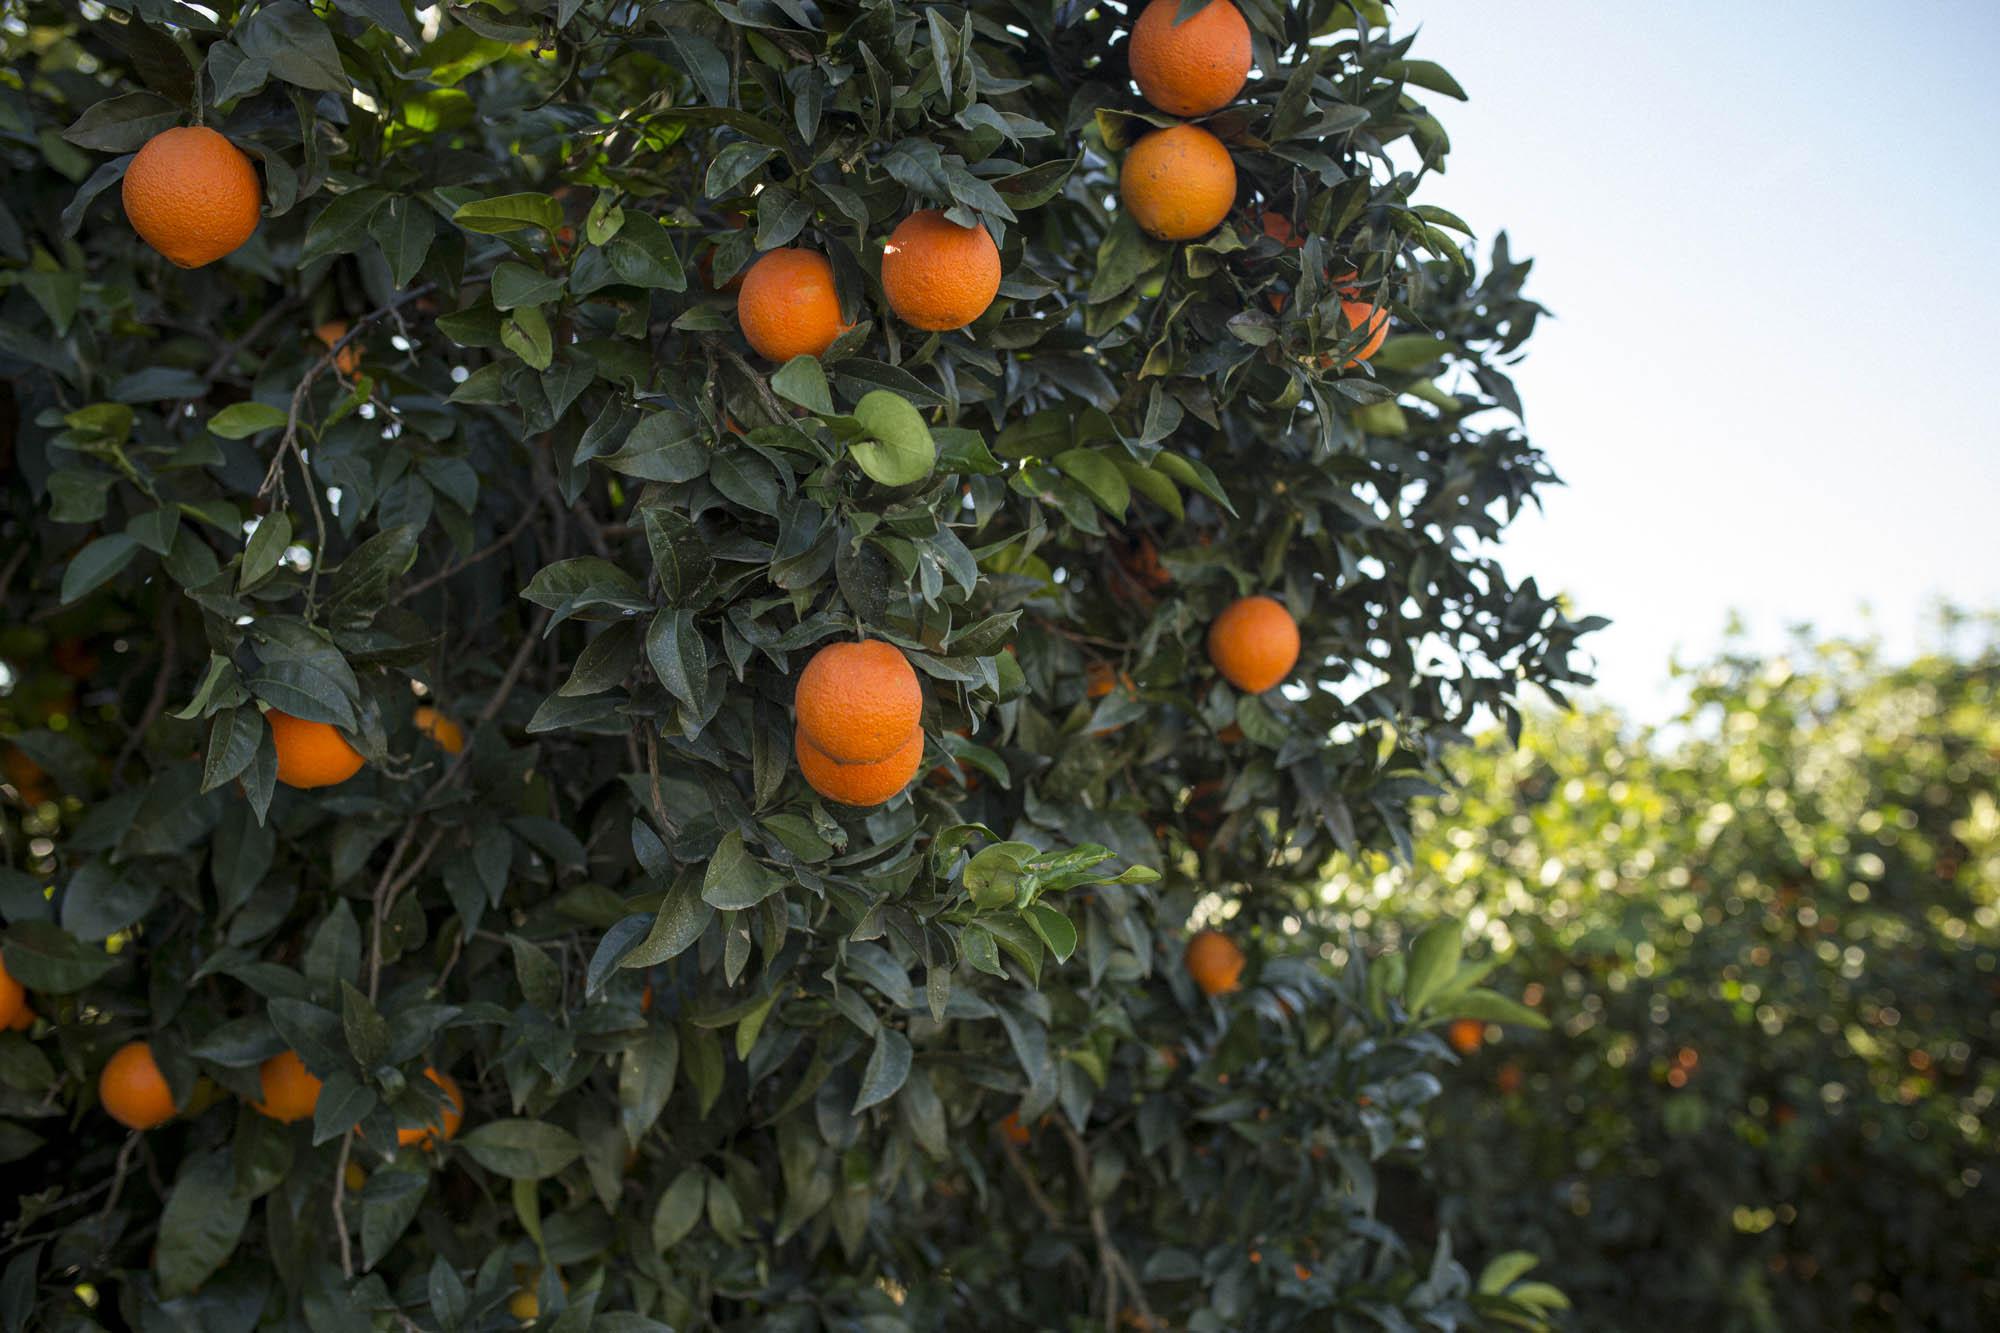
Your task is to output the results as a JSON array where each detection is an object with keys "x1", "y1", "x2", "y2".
[
  {"x1": 1, "y1": 1, "x2": 1592, "y2": 1327},
  {"x1": 1326, "y1": 624, "x2": 2000, "y2": 1331}
]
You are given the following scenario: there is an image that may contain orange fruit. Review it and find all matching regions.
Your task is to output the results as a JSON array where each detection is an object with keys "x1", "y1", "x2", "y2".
[
  {"x1": 413, "y1": 705, "x2": 466, "y2": 755},
  {"x1": 267, "y1": 710, "x2": 366, "y2": 789},
  {"x1": 252, "y1": 1049, "x2": 323, "y2": 1123},
  {"x1": 1446, "y1": 1018, "x2": 1484, "y2": 1055},
  {"x1": 100, "y1": 1040, "x2": 177, "y2": 1130},
  {"x1": 1331, "y1": 297, "x2": 1389, "y2": 368},
  {"x1": 1207, "y1": 595, "x2": 1299, "y2": 693},
  {"x1": 121, "y1": 126, "x2": 262, "y2": 268},
  {"x1": 3, "y1": 747, "x2": 51, "y2": 806},
  {"x1": 998, "y1": 1109, "x2": 1031, "y2": 1147},
  {"x1": 1184, "y1": 928, "x2": 1244, "y2": 996},
  {"x1": 1293, "y1": 1264, "x2": 1312, "y2": 1281},
  {"x1": 796, "y1": 726, "x2": 924, "y2": 807},
  {"x1": 0, "y1": 953, "x2": 24, "y2": 1031},
  {"x1": 1260, "y1": 211, "x2": 1304, "y2": 249},
  {"x1": 315, "y1": 320, "x2": 362, "y2": 377},
  {"x1": 736, "y1": 248, "x2": 852, "y2": 361},
  {"x1": 52, "y1": 636, "x2": 100, "y2": 680},
  {"x1": 1121, "y1": 124, "x2": 1236, "y2": 241},
  {"x1": 1496, "y1": 1062, "x2": 1523, "y2": 1095},
  {"x1": 1127, "y1": 0, "x2": 1252, "y2": 117},
  {"x1": 794, "y1": 640, "x2": 922, "y2": 764},
  {"x1": 397, "y1": 1067, "x2": 465, "y2": 1149},
  {"x1": 1085, "y1": 660, "x2": 1136, "y2": 700},
  {"x1": 6, "y1": 1003, "x2": 36, "y2": 1033},
  {"x1": 880, "y1": 209, "x2": 1003, "y2": 331},
  {"x1": 640, "y1": 981, "x2": 655, "y2": 1014}
]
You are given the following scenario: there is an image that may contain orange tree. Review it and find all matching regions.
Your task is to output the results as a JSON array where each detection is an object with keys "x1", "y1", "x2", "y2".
[
  {"x1": 0, "y1": 1, "x2": 1593, "y2": 1326},
  {"x1": 1327, "y1": 624, "x2": 2000, "y2": 1331}
]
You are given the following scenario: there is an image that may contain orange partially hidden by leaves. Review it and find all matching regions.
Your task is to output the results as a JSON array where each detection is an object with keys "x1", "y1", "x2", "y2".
[
  {"x1": 315, "y1": 320, "x2": 362, "y2": 377},
  {"x1": 0, "y1": 953, "x2": 25, "y2": 1031},
  {"x1": 122, "y1": 126, "x2": 262, "y2": 268},
  {"x1": 796, "y1": 726, "x2": 925, "y2": 807},
  {"x1": 795, "y1": 639, "x2": 922, "y2": 764},
  {"x1": 52, "y1": 636, "x2": 100, "y2": 680},
  {"x1": 1184, "y1": 928, "x2": 1245, "y2": 996},
  {"x1": 736, "y1": 248, "x2": 851, "y2": 362},
  {"x1": 1127, "y1": 0, "x2": 1252, "y2": 117},
  {"x1": 881, "y1": 209, "x2": 1003, "y2": 331},
  {"x1": 1260, "y1": 211, "x2": 1305, "y2": 249},
  {"x1": 100, "y1": 1040, "x2": 177, "y2": 1130},
  {"x1": 398, "y1": 1067, "x2": 466, "y2": 1149},
  {"x1": 1332, "y1": 297, "x2": 1390, "y2": 367},
  {"x1": 1207, "y1": 595, "x2": 1300, "y2": 693},
  {"x1": 998, "y1": 1109, "x2": 1031, "y2": 1147},
  {"x1": 1446, "y1": 1018, "x2": 1485, "y2": 1055},
  {"x1": 1085, "y1": 660, "x2": 1136, "y2": 701},
  {"x1": 267, "y1": 710, "x2": 366, "y2": 789},
  {"x1": 413, "y1": 705, "x2": 466, "y2": 755},
  {"x1": 1121, "y1": 124, "x2": 1236, "y2": 241},
  {"x1": 6, "y1": 1004, "x2": 35, "y2": 1033},
  {"x1": 252, "y1": 1049, "x2": 324, "y2": 1123}
]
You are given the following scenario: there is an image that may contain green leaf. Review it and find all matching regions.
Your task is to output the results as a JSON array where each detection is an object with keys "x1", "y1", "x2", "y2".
[
  {"x1": 155, "y1": 1153, "x2": 251, "y2": 1299},
  {"x1": 624, "y1": 874, "x2": 713, "y2": 968},
  {"x1": 61, "y1": 534, "x2": 140, "y2": 605},
  {"x1": 207, "y1": 402, "x2": 289, "y2": 439},
  {"x1": 58, "y1": 862, "x2": 157, "y2": 942},
  {"x1": 1023, "y1": 904, "x2": 1078, "y2": 963},
  {"x1": 239, "y1": 511, "x2": 291, "y2": 592},
  {"x1": 702, "y1": 830, "x2": 784, "y2": 911},
  {"x1": 62, "y1": 92, "x2": 181, "y2": 152},
  {"x1": 618, "y1": 1025, "x2": 680, "y2": 1149},
  {"x1": 1052, "y1": 450, "x2": 1130, "y2": 518},
  {"x1": 502, "y1": 305, "x2": 554, "y2": 370},
  {"x1": 851, "y1": 1029, "x2": 912, "y2": 1114},
  {"x1": 0, "y1": 922, "x2": 115, "y2": 992},
  {"x1": 237, "y1": 0, "x2": 350, "y2": 93},
  {"x1": 605, "y1": 410, "x2": 706, "y2": 483},
  {"x1": 453, "y1": 192, "x2": 562, "y2": 235},
  {"x1": 301, "y1": 189, "x2": 387, "y2": 268},
  {"x1": 964, "y1": 842, "x2": 1035, "y2": 910},
  {"x1": 1403, "y1": 921, "x2": 1463, "y2": 1017},
  {"x1": 646, "y1": 609, "x2": 711, "y2": 719},
  {"x1": 770, "y1": 356, "x2": 834, "y2": 415},
  {"x1": 459, "y1": 1119, "x2": 583, "y2": 1180},
  {"x1": 1439, "y1": 988, "x2": 1552, "y2": 1030},
  {"x1": 1478, "y1": 1251, "x2": 1542, "y2": 1295},
  {"x1": 849, "y1": 390, "x2": 936, "y2": 487},
  {"x1": 640, "y1": 503, "x2": 715, "y2": 605},
  {"x1": 492, "y1": 261, "x2": 565, "y2": 311},
  {"x1": 200, "y1": 707, "x2": 262, "y2": 792},
  {"x1": 651, "y1": 1168, "x2": 705, "y2": 1251}
]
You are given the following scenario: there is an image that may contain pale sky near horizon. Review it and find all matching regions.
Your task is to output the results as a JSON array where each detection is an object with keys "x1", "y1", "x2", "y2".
[{"x1": 1396, "y1": 1, "x2": 2000, "y2": 717}]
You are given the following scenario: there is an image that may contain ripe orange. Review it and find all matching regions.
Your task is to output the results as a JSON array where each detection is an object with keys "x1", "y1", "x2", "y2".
[
  {"x1": 122, "y1": 126, "x2": 262, "y2": 269},
  {"x1": 737, "y1": 248, "x2": 852, "y2": 361},
  {"x1": 1127, "y1": 0, "x2": 1252, "y2": 117},
  {"x1": 796, "y1": 726, "x2": 925, "y2": 807},
  {"x1": 6, "y1": 1003, "x2": 35, "y2": 1033},
  {"x1": 1121, "y1": 125, "x2": 1236, "y2": 241},
  {"x1": 1446, "y1": 1018, "x2": 1484, "y2": 1055},
  {"x1": 881, "y1": 210, "x2": 1003, "y2": 331},
  {"x1": 315, "y1": 320, "x2": 362, "y2": 377},
  {"x1": 1184, "y1": 928, "x2": 1245, "y2": 996},
  {"x1": 3, "y1": 746, "x2": 51, "y2": 805},
  {"x1": 794, "y1": 640, "x2": 922, "y2": 764},
  {"x1": 1085, "y1": 660, "x2": 1136, "y2": 700},
  {"x1": 1207, "y1": 595, "x2": 1300, "y2": 693},
  {"x1": 0, "y1": 953, "x2": 24, "y2": 1031},
  {"x1": 413, "y1": 705, "x2": 466, "y2": 755},
  {"x1": 1496, "y1": 1062, "x2": 1523, "y2": 1095},
  {"x1": 252, "y1": 1049, "x2": 323, "y2": 1123},
  {"x1": 100, "y1": 1041, "x2": 177, "y2": 1130},
  {"x1": 1332, "y1": 297, "x2": 1389, "y2": 367},
  {"x1": 1260, "y1": 210, "x2": 1306, "y2": 250},
  {"x1": 998, "y1": 1109, "x2": 1031, "y2": 1147},
  {"x1": 267, "y1": 710, "x2": 366, "y2": 789},
  {"x1": 397, "y1": 1067, "x2": 465, "y2": 1149}
]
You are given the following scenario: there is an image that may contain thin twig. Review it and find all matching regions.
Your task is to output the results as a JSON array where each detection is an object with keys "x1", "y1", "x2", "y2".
[
  {"x1": 1000, "y1": 1135, "x2": 1067, "y2": 1231},
  {"x1": 112, "y1": 593, "x2": 176, "y2": 784},
  {"x1": 1055, "y1": 1117, "x2": 1156, "y2": 1330},
  {"x1": 93, "y1": 1133, "x2": 140, "y2": 1261},
  {"x1": 332, "y1": 1130, "x2": 356, "y2": 1278},
  {"x1": 396, "y1": 504, "x2": 537, "y2": 602},
  {"x1": 0, "y1": 543, "x2": 29, "y2": 605}
]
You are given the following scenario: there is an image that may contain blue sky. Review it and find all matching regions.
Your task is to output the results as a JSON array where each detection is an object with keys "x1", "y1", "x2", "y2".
[{"x1": 1400, "y1": 1, "x2": 2000, "y2": 715}]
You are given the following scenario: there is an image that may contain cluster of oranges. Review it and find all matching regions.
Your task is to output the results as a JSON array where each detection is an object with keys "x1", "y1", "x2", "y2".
[
  {"x1": 1118, "y1": 0, "x2": 1389, "y2": 366},
  {"x1": 792, "y1": 639, "x2": 926, "y2": 806},
  {"x1": 95, "y1": 1033, "x2": 467, "y2": 1149},
  {"x1": 731, "y1": 203, "x2": 1004, "y2": 364},
  {"x1": 257, "y1": 702, "x2": 463, "y2": 792}
]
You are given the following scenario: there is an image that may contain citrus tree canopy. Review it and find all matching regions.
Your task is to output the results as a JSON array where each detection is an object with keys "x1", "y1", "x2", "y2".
[
  {"x1": 1, "y1": 1, "x2": 1593, "y2": 1326},
  {"x1": 1331, "y1": 624, "x2": 2000, "y2": 1331}
]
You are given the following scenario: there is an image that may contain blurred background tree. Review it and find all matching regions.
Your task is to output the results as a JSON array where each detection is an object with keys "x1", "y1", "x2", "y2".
[{"x1": 1323, "y1": 616, "x2": 2000, "y2": 1331}]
